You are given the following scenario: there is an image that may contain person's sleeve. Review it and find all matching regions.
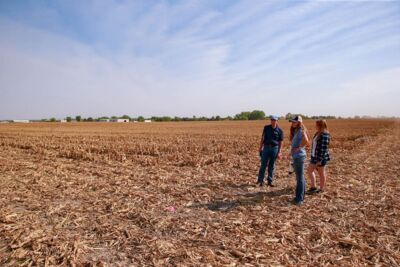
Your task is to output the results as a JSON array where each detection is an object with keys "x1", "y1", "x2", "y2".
[
  {"x1": 317, "y1": 134, "x2": 330, "y2": 161},
  {"x1": 261, "y1": 127, "x2": 266, "y2": 138}
]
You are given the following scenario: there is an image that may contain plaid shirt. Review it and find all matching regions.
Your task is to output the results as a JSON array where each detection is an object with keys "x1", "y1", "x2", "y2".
[{"x1": 314, "y1": 132, "x2": 331, "y2": 162}]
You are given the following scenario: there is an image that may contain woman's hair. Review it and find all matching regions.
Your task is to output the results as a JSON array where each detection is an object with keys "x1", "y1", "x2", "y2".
[
  {"x1": 290, "y1": 122, "x2": 308, "y2": 141},
  {"x1": 316, "y1": 119, "x2": 328, "y2": 133}
]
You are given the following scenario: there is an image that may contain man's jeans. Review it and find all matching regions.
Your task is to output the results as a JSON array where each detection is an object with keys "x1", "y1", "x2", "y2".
[
  {"x1": 258, "y1": 146, "x2": 279, "y2": 184},
  {"x1": 293, "y1": 156, "x2": 306, "y2": 203}
]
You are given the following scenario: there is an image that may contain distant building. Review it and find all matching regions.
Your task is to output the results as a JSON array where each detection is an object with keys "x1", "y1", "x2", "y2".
[
  {"x1": 12, "y1": 120, "x2": 30, "y2": 123},
  {"x1": 144, "y1": 120, "x2": 152, "y2": 123},
  {"x1": 99, "y1": 119, "x2": 110, "y2": 122},
  {"x1": 60, "y1": 120, "x2": 67, "y2": 123},
  {"x1": 110, "y1": 119, "x2": 129, "y2": 123}
]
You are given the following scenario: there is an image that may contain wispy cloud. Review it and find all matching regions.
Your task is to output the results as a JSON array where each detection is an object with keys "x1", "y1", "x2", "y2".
[{"x1": 0, "y1": 0, "x2": 399, "y2": 119}]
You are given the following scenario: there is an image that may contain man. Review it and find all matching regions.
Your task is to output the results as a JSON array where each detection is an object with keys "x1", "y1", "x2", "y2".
[{"x1": 257, "y1": 115, "x2": 284, "y2": 187}]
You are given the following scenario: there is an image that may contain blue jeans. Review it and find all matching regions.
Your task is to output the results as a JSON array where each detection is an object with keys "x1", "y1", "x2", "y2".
[
  {"x1": 293, "y1": 156, "x2": 306, "y2": 203},
  {"x1": 258, "y1": 146, "x2": 279, "y2": 183}
]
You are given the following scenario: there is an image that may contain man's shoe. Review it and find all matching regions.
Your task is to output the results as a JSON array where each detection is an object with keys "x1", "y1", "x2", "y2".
[
  {"x1": 307, "y1": 187, "x2": 318, "y2": 194},
  {"x1": 259, "y1": 181, "x2": 265, "y2": 187},
  {"x1": 292, "y1": 198, "x2": 303, "y2": 205},
  {"x1": 316, "y1": 189, "x2": 325, "y2": 194},
  {"x1": 267, "y1": 182, "x2": 276, "y2": 187},
  {"x1": 295, "y1": 201, "x2": 304, "y2": 206}
]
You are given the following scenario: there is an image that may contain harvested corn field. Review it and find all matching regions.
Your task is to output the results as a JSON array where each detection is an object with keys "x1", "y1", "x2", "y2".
[{"x1": 0, "y1": 119, "x2": 399, "y2": 266}]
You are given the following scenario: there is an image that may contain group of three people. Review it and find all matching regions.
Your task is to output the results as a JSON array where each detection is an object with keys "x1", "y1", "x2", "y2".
[{"x1": 257, "y1": 115, "x2": 331, "y2": 205}]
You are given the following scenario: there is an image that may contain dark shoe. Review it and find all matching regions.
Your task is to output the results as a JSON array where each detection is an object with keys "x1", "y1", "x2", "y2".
[
  {"x1": 316, "y1": 189, "x2": 325, "y2": 194},
  {"x1": 307, "y1": 187, "x2": 318, "y2": 194},
  {"x1": 259, "y1": 181, "x2": 265, "y2": 187},
  {"x1": 291, "y1": 198, "x2": 303, "y2": 205},
  {"x1": 267, "y1": 181, "x2": 276, "y2": 187}
]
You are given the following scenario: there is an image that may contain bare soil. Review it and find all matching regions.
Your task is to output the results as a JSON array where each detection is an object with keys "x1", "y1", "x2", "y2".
[{"x1": 0, "y1": 120, "x2": 399, "y2": 266}]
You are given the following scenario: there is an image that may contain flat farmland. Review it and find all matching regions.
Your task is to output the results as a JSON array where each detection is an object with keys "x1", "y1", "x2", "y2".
[{"x1": 0, "y1": 120, "x2": 399, "y2": 266}]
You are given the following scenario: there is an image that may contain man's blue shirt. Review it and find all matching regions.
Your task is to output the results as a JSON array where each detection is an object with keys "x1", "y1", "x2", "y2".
[{"x1": 262, "y1": 125, "x2": 284, "y2": 147}]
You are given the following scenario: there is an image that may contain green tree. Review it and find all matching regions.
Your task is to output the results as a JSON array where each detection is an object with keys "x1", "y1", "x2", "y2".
[
  {"x1": 87, "y1": 117, "x2": 94, "y2": 122},
  {"x1": 50, "y1": 117, "x2": 56, "y2": 122},
  {"x1": 138, "y1": 116, "x2": 145, "y2": 122},
  {"x1": 249, "y1": 110, "x2": 265, "y2": 120},
  {"x1": 75, "y1": 115, "x2": 81, "y2": 122},
  {"x1": 66, "y1": 116, "x2": 72, "y2": 122},
  {"x1": 234, "y1": 111, "x2": 251, "y2": 120},
  {"x1": 120, "y1": 115, "x2": 131, "y2": 120}
]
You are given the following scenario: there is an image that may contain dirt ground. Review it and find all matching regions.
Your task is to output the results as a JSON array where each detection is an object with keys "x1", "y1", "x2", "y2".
[{"x1": 0, "y1": 120, "x2": 399, "y2": 266}]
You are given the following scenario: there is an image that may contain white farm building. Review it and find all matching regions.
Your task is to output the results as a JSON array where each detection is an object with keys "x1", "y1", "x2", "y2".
[
  {"x1": 110, "y1": 119, "x2": 129, "y2": 123},
  {"x1": 12, "y1": 120, "x2": 30, "y2": 123}
]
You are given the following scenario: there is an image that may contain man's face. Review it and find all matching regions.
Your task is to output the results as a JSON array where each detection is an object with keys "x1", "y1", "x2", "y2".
[{"x1": 271, "y1": 120, "x2": 277, "y2": 127}]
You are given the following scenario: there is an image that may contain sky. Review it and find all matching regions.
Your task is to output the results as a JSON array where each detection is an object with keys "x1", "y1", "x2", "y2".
[{"x1": 0, "y1": 0, "x2": 399, "y2": 119}]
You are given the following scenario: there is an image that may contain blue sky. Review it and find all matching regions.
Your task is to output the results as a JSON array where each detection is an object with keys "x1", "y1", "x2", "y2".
[{"x1": 0, "y1": 0, "x2": 399, "y2": 119}]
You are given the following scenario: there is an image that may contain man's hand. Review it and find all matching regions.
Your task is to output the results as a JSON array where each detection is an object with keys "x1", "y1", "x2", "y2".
[{"x1": 277, "y1": 152, "x2": 282, "y2": 160}]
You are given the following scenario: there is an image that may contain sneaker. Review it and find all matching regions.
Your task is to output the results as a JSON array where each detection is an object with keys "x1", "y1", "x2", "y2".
[
  {"x1": 291, "y1": 198, "x2": 303, "y2": 205},
  {"x1": 267, "y1": 181, "x2": 276, "y2": 187},
  {"x1": 307, "y1": 187, "x2": 318, "y2": 194},
  {"x1": 256, "y1": 180, "x2": 264, "y2": 187},
  {"x1": 316, "y1": 189, "x2": 325, "y2": 194}
]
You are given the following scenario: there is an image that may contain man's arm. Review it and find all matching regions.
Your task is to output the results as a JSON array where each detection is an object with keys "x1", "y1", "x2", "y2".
[
  {"x1": 259, "y1": 132, "x2": 264, "y2": 152},
  {"x1": 277, "y1": 141, "x2": 282, "y2": 159}
]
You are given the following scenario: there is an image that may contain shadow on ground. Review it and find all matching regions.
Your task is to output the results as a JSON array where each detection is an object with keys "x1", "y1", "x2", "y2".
[{"x1": 189, "y1": 187, "x2": 292, "y2": 212}]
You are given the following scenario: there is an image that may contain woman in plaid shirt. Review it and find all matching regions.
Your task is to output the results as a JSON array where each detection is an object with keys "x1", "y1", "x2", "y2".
[{"x1": 307, "y1": 119, "x2": 331, "y2": 194}]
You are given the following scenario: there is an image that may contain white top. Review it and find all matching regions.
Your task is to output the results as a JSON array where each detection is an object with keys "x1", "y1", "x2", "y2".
[{"x1": 311, "y1": 135, "x2": 318, "y2": 157}]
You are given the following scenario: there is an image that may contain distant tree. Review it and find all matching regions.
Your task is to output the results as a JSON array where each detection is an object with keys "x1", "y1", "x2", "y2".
[
  {"x1": 87, "y1": 117, "x2": 94, "y2": 122},
  {"x1": 194, "y1": 116, "x2": 204, "y2": 121},
  {"x1": 249, "y1": 110, "x2": 266, "y2": 120},
  {"x1": 120, "y1": 115, "x2": 131, "y2": 120},
  {"x1": 97, "y1": 116, "x2": 109, "y2": 121},
  {"x1": 75, "y1": 115, "x2": 81, "y2": 122},
  {"x1": 111, "y1": 116, "x2": 118, "y2": 120},
  {"x1": 285, "y1": 112, "x2": 310, "y2": 120},
  {"x1": 66, "y1": 116, "x2": 72, "y2": 122},
  {"x1": 173, "y1": 116, "x2": 181, "y2": 121},
  {"x1": 50, "y1": 117, "x2": 56, "y2": 122},
  {"x1": 215, "y1": 115, "x2": 221, "y2": 121},
  {"x1": 234, "y1": 111, "x2": 251, "y2": 120},
  {"x1": 138, "y1": 116, "x2": 145, "y2": 122}
]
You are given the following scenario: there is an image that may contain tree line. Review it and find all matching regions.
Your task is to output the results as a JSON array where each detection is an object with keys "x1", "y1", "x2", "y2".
[{"x1": 38, "y1": 110, "x2": 347, "y2": 122}]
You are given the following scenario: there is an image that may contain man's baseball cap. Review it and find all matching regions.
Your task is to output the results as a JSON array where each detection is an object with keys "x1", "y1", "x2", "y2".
[{"x1": 270, "y1": 115, "x2": 279, "y2": 121}]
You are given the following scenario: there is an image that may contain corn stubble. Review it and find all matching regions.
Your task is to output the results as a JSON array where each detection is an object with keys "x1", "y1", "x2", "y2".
[{"x1": 0, "y1": 120, "x2": 399, "y2": 266}]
